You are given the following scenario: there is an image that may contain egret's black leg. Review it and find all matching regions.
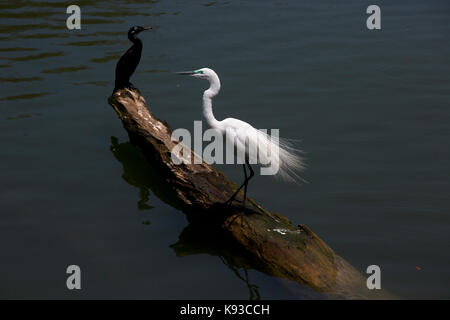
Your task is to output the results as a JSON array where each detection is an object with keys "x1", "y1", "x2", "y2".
[
  {"x1": 242, "y1": 161, "x2": 255, "y2": 209},
  {"x1": 225, "y1": 164, "x2": 247, "y2": 205},
  {"x1": 238, "y1": 165, "x2": 248, "y2": 226},
  {"x1": 237, "y1": 162, "x2": 254, "y2": 226}
]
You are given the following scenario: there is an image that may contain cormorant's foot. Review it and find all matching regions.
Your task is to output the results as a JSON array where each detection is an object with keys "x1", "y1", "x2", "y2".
[{"x1": 125, "y1": 82, "x2": 137, "y2": 90}]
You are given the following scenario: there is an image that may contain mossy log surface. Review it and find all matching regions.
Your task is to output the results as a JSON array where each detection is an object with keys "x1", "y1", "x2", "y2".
[{"x1": 108, "y1": 88, "x2": 391, "y2": 299}]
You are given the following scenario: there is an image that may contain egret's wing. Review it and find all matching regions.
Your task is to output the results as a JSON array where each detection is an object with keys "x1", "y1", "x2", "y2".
[
  {"x1": 222, "y1": 124, "x2": 247, "y2": 164},
  {"x1": 221, "y1": 117, "x2": 305, "y2": 183},
  {"x1": 222, "y1": 119, "x2": 268, "y2": 164}
]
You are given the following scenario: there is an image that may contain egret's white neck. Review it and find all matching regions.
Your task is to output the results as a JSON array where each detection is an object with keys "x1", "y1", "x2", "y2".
[{"x1": 202, "y1": 74, "x2": 221, "y2": 129}]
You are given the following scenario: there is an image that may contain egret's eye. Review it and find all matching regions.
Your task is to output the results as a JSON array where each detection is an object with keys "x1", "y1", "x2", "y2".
[{"x1": 194, "y1": 70, "x2": 204, "y2": 74}]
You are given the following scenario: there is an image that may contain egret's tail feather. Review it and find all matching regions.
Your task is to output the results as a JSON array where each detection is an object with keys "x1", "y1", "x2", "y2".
[
  {"x1": 276, "y1": 136, "x2": 307, "y2": 184},
  {"x1": 251, "y1": 129, "x2": 306, "y2": 184}
]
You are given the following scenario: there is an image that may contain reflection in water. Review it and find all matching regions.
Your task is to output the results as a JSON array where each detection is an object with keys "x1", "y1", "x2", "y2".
[
  {"x1": 222, "y1": 259, "x2": 260, "y2": 300},
  {"x1": 109, "y1": 137, "x2": 262, "y2": 299},
  {"x1": 110, "y1": 136, "x2": 192, "y2": 212},
  {"x1": 109, "y1": 137, "x2": 394, "y2": 300},
  {"x1": 171, "y1": 225, "x2": 262, "y2": 300},
  {"x1": 110, "y1": 136, "x2": 155, "y2": 211}
]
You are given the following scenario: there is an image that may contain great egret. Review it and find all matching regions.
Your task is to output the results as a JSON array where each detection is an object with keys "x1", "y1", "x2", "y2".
[
  {"x1": 114, "y1": 26, "x2": 152, "y2": 92},
  {"x1": 176, "y1": 68, "x2": 304, "y2": 209}
]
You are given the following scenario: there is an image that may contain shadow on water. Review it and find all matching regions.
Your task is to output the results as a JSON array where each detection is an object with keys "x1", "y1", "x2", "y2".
[{"x1": 109, "y1": 136, "x2": 264, "y2": 299}]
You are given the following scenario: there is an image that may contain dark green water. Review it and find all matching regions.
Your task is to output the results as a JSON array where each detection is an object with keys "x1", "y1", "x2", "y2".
[{"x1": 1, "y1": 0, "x2": 449, "y2": 299}]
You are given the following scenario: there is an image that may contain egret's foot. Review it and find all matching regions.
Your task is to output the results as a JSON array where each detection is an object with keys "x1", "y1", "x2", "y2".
[
  {"x1": 239, "y1": 203, "x2": 249, "y2": 226},
  {"x1": 226, "y1": 210, "x2": 246, "y2": 228},
  {"x1": 238, "y1": 210, "x2": 245, "y2": 227},
  {"x1": 224, "y1": 197, "x2": 242, "y2": 206}
]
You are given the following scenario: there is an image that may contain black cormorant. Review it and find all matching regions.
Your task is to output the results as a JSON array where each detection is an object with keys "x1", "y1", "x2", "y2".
[{"x1": 114, "y1": 26, "x2": 151, "y2": 92}]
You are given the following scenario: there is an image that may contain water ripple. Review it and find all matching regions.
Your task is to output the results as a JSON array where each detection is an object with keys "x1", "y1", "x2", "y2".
[
  {"x1": 0, "y1": 76, "x2": 42, "y2": 83},
  {"x1": 72, "y1": 81, "x2": 109, "y2": 87},
  {"x1": 41, "y1": 66, "x2": 89, "y2": 74},
  {"x1": 0, "y1": 23, "x2": 61, "y2": 33},
  {"x1": 67, "y1": 40, "x2": 124, "y2": 47},
  {"x1": 0, "y1": 47, "x2": 37, "y2": 52},
  {"x1": 20, "y1": 33, "x2": 69, "y2": 40},
  {"x1": 6, "y1": 112, "x2": 42, "y2": 120},
  {"x1": 1, "y1": 92, "x2": 49, "y2": 101},
  {"x1": 11, "y1": 51, "x2": 64, "y2": 61},
  {"x1": 90, "y1": 53, "x2": 122, "y2": 63},
  {"x1": 0, "y1": 11, "x2": 58, "y2": 19}
]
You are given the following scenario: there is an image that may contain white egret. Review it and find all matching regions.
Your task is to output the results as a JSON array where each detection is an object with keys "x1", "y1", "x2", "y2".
[{"x1": 176, "y1": 68, "x2": 305, "y2": 209}]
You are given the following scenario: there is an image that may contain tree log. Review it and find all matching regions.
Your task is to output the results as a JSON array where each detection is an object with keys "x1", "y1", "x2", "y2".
[{"x1": 108, "y1": 88, "x2": 392, "y2": 299}]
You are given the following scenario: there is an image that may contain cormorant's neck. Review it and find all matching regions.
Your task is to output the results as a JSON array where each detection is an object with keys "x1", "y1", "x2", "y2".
[{"x1": 128, "y1": 34, "x2": 142, "y2": 46}]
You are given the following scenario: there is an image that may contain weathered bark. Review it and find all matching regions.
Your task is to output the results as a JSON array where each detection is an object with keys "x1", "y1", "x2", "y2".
[{"x1": 108, "y1": 88, "x2": 393, "y2": 299}]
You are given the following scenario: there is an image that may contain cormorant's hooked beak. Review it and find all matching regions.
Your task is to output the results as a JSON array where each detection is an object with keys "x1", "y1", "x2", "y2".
[
  {"x1": 138, "y1": 26, "x2": 152, "y2": 33},
  {"x1": 175, "y1": 71, "x2": 196, "y2": 76}
]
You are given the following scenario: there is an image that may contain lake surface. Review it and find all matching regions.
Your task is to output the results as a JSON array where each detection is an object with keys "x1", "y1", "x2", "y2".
[{"x1": 1, "y1": 0, "x2": 449, "y2": 299}]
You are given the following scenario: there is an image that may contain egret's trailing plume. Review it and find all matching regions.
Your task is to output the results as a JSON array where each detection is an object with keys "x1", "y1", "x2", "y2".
[
  {"x1": 114, "y1": 26, "x2": 152, "y2": 92},
  {"x1": 176, "y1": 68, "x2": 305, "y2": 210}
]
